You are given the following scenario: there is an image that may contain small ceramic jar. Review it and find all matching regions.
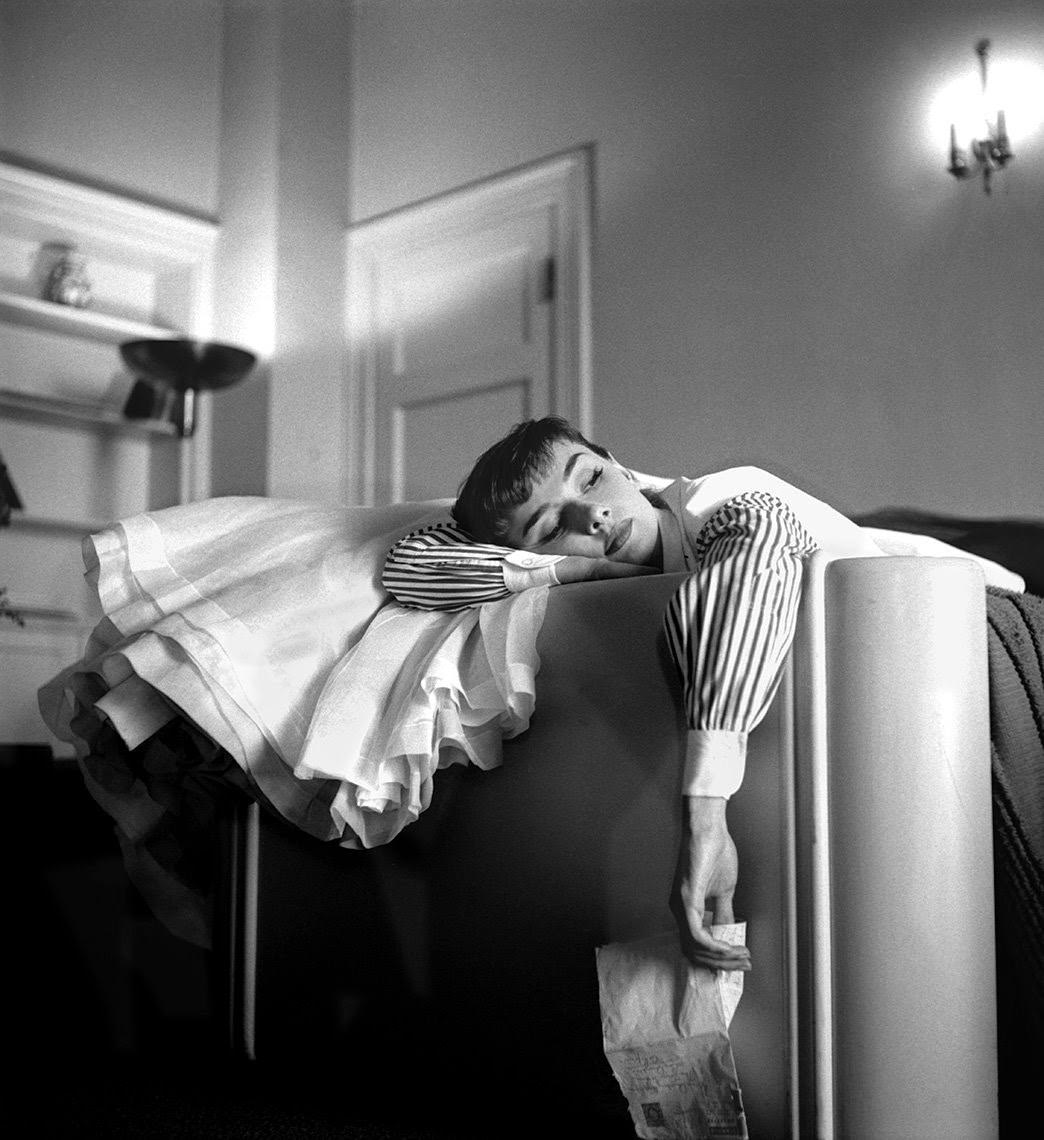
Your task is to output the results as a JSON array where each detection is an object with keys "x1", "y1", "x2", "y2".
[{"x1": 44, "y1": 251, "x2": 93, "y2": 308}]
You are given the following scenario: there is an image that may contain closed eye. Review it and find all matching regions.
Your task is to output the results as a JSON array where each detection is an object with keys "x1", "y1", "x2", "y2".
[
  {"x1": 537, "y1": 519, "x2": 563, "y2": 545},
  {"x1": 532, "y1": 465, "x2": 603, "y2": 545}
]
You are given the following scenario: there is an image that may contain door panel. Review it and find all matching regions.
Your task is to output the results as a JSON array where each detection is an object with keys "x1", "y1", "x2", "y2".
[{"x1": 395, "y1": 243, "x2": 536, "y2": 373}]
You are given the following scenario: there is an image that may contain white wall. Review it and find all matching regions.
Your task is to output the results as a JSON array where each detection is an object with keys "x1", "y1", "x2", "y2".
[
  {"x1": 1, "y1": 0, "x2": 354, "y2": 504},
  {"x1": 0, "y1": 0, "x2": 223, "y2": 215},
  {"x1": 349, "y1": 0, "x2": 1044, "y2": 518},
  {"x1": 3, "y1": 0, "x2": 1041, "y2": 518},
  {"x1": 267, "y1": 0, "x2": 352, "y2": 502},
  {"x1": 211, "y1": 0, "x2": 353, "y2": 503},
  {"x1": 209, "y1": 0, "x2": 280, "y2": 499}
]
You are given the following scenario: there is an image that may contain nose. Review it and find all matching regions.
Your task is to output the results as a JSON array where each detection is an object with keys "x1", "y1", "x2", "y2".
[{"x1": 566, "y1": 502, "x2": 611, "y2": 534}]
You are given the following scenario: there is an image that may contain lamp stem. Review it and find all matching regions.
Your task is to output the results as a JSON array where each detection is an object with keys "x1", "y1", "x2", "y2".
[{"x1": 177, "y1": 388, "x2": 197, "y2": 438}]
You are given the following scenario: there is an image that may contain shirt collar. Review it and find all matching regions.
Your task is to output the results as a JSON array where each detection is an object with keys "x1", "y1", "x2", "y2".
[{"x1": 655, "y1": 482, "x2": 689, "y2": 573}]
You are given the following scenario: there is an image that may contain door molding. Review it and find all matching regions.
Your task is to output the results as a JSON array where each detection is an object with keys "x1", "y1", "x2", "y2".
[{"x1": 344, "y1": 149, "x2": 593, "y2": 505}]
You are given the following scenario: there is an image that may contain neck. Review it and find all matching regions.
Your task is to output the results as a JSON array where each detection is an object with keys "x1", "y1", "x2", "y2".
[{"x1": 650, "y1": 508, "x2": 667, "y2": 570}]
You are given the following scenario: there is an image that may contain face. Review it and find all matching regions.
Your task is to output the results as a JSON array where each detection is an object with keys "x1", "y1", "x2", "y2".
[{"x1": 502, "y1": 439, "x2": 664, "y2": 567}]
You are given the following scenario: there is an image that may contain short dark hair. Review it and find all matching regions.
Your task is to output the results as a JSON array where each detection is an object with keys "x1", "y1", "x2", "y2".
[{"x1": 452, "y1": 416, "x2": 611, "y2": 542}]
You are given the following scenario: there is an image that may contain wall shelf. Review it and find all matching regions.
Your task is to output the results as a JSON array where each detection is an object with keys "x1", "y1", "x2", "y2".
[
  {"x1": 0, "y1": 601, "x2": 84, "y2": 625},
  {"x1": 1, "y1": 158, "x2": 216, "y2": 458},
  {"x1": 0, "y1": 159, "x2": 216, "y2": 755},
  {"x1": 0, "y1": 387, "x2": 177, "y2": 436},
  {"x1": 0, "y1": 290, "x2": 177, "y2": 346}
]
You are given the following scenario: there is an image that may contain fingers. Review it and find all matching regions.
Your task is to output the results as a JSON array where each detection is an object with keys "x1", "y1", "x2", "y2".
[
  {"x1": 681, "y1": 923, "x2": 751, "y2": 972},
  {"x1": 671, "y1": 893, "x2": 750, "y2": 972},
  {"x1": 687, "y1": 947, "x2": 751, "y2": 973}
]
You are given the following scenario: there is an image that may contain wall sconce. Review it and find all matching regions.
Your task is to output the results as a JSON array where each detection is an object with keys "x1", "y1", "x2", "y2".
[
  {"x1": 120, "y1": 339, "x2": 257, "y2": 437},
  {"x1": 947, "y1": 39, "x2": 1013, "y2": 193}
]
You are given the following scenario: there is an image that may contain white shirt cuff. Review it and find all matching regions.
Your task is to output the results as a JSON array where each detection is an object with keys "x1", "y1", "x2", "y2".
[
  {"x1": 502, "y1": 550, "x2": 564, "y2": 592},
  {"x1": 682, "y1": 729, "x2": 747, "y2": 799}
]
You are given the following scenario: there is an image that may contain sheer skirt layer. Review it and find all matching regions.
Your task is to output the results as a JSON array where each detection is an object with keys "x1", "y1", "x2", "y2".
[{"x1": 38, "y1": 496, "x2": 547, "y2": 943}]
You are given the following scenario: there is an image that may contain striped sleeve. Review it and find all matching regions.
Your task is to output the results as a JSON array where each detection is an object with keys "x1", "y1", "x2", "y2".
[
  {"x1": 662, "y1": 492, "x2": 819, "y2": 798},
  {"x1": 382, "y1": 521, "x2": 515, "y2": 611}
]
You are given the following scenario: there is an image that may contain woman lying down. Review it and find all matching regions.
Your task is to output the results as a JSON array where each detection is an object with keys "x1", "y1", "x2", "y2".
[{"x1": 380, "y1": 416, "x2": 1025, "y2": 976}]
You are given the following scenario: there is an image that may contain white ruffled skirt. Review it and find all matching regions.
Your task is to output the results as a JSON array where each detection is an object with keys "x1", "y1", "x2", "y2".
[{"x1": 39, "y1": 496, "x2": 548, "y2": 943}]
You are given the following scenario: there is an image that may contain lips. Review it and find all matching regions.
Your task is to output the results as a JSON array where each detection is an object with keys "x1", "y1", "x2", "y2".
[{"x1": 605, "y1": 518, "x2": 633, "y2": 558}]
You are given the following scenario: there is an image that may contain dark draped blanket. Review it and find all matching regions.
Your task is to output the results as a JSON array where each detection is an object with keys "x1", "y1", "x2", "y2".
[{"x1": 987, "y1": 588, "x2": 1044, "y2": 1129}]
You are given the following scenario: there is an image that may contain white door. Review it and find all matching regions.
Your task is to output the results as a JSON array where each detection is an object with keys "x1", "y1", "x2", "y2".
[{"x1": 346, "y1": 151, "x2": 592, "y2": 505}]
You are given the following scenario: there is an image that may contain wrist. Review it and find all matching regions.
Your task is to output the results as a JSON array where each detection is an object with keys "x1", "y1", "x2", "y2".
[
  {"x1": 683, "y1": 794, "x2": 727, "y2": 830},
  {"x1": 554, "y1": 556, "x2": 593, "y2": 584}
]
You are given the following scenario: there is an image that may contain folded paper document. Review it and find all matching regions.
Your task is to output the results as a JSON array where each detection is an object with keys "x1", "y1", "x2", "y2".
[{"x1": 596, "y1": 926, "x2": 748, "y2": 1140}]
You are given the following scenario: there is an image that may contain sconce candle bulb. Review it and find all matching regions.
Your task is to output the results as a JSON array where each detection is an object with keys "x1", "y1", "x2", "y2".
[{"x1": 947, "y1": 123, "x2": 968, "y2": 175}]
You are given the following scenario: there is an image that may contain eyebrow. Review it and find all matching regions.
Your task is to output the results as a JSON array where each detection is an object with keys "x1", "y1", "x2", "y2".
[{"x1": 520, "y1": 450, "x2": 587, "y2": 538}]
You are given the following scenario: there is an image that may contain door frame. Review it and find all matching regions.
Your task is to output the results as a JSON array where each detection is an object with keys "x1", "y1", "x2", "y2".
[{"x1": 344, "y1": 148, "x2": 593, "y2": 505}]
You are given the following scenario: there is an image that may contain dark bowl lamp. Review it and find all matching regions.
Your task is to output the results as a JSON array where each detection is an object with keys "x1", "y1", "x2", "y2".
[
  {"x1": 120, "y1": 338, "x2": 257, "y2": 437},
  {"x1": 0, "y1": 448, "x2": 24, "y2": 528}
]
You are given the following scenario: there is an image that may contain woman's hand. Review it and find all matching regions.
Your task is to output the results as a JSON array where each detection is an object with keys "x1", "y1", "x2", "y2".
[
  {"x1": 554, "y1": 556, "x2": 659, "y2": 583},
  {"x1": 670, "y1": 796, "x2": 751, "y2": 972}
]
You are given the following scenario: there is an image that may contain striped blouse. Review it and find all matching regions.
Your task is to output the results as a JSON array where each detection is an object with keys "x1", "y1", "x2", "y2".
[
  {"x1": 382, "y1": 486, "x2": 819, "y2": 800},
  {"x1": 381, "y1": 521, "x2": 532, "y2": 610},
  {"x1": 662, "y1": 491, "x2": 817, "y2": 796}
]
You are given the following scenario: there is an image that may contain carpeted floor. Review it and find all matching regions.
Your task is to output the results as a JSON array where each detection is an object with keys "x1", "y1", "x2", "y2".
[
  {"x1": 9, "y1": 1062, "x2": 448, "y2": 1139},
  {"x1": 9, "y1": 1053, "x2": 619, "y2": 1139},
  {"x1": 2, "y1": 752, "x2": 635, "y2": 1139}
]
